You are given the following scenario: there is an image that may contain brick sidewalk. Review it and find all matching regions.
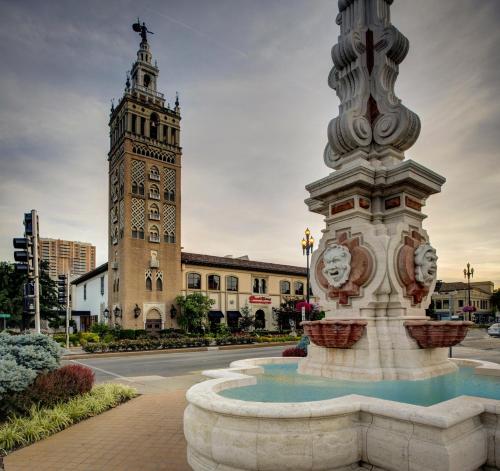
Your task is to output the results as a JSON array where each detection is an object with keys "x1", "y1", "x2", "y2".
[{"x1": 4, "y1": 390, "x2": 191, "y2": 471}]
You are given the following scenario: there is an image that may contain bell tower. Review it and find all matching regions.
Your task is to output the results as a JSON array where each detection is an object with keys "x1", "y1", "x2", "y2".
[{"x1": 107, "y1": 20, "x2": 182, "y2": 330}]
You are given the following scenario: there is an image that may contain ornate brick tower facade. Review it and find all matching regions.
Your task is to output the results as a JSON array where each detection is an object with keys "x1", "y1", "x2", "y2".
[{"x1": 107, "y1": 21, "x2": 182, "y2": 330}]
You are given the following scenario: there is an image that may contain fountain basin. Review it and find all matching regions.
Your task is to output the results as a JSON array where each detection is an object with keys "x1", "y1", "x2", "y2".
[
  {"x1": 301, "y1": 319, "x2": 367, "y2": 348},
  {"x1": 405, "y1": 320, "x2": 473, "y2": 348},
  {"x1": 184, "y1": 357, "x2": 500, "y2": 471}
]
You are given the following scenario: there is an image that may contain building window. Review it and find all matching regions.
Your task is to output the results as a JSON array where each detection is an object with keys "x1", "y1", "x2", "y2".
[
  {"x1": 435, "y1": 300, "x2": 442, "y2": 310},
  {"x1": 188, "y1": 273, "x2": 201, "y2": 290},
  {"x1": 294, "y1": 281, "x2": 304, "y2": 296},
  {"x1": 156, "y1": 278, "x2": 163, "y2": 291},
  {"x1": 226, "y1": 276, "x2": 238, "y2": 292},
  {"x1": 253, "y1": 278, "x2": 267, "y2": 294},
  {"x1": 100, "y1": 276, "x2": 105, "y2": 296},
  {"x1": 149, "y1": 203, "x2": 160, "y2": 220},
  {"x1": 132, "y1": 181, "x2": 138, "y2": 194},
  {"x1": 280, "y1": 281, "x2": 291, "y2": 295},
  {"x1": 149, "y1": 225, "x2": 160, "y2": 243},
  {"x1": 163, "y1": 231, "x2": 175, "y2": 244},
  {"x1": 83, "y1": 284, "x2": 87, "y2": 301},
  {"x1": 164, "y1": 189, "x2": 175, "y2": 201},
  {"x1": 149, "y1": 165, "x2": 160, "y2": 181},
  {"x1": 458, "y1": 299, "x2": 464, "y2": 308},
  {"x1": 208, "y1": 275, "x2": 220, "y2": 291},
  {"x1": 146, "y1": 277, "x2": 152, "y2": 291},
  {"x1": 443, "y1": 300, "x2": 449, "y2": 309},
  {"x1": 131, "y1": 114, "x2": 137, "y2": 134},
  {"x1": 140, "y1": 117, "x2": 146, "y2": 136},
  {"x1": 149, "y1": 184, "x2": 160, "y2": 200},
  {"x1": 150, "y1": 113, "x2": 159, "y2": 140}
]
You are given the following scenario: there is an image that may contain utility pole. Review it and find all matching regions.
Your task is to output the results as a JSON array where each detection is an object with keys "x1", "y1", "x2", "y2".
[{"x1": 32, "y1": 210, "x2": 41, "y2": 333}]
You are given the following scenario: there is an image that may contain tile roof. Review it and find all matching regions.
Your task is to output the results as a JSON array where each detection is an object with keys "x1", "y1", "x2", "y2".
[
  {"x1": 70, "y1": 253, "x2": 307, "y2": 284},
  {"x1": 181, "y1": 252, "x2": 307, "y2": 276},
  {"x1": 435, "y1": 281, "x2": 490, "y2": 295}
]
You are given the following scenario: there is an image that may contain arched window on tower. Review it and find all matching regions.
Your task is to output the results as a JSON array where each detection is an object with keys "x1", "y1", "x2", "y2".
[
  {"x1": 146, "y1": 277, "x2": 152, "y2": 291},
  {"x1": 156, "y1": 277, "x2": 163, "y2": 291},
  {"x1": 139, "y1": 183, "x2": 145, "y2": 196},
  {"x1": 150, "y1": 113, "x2": 159, "y2": 140},
  {"x1": 149, "y1": 165, "x2": 160, "y2": 181},
  {"x1": 149, "y1": 225, "x2": 160, "y2": 243},
  {"x1": 149, "y1": 203, "x2": 160, "y2": 221},
  {"x1": 132, "y1": 181, "x2": 138, "y2": 194},
  {"x1": 144, "y1": 74, "x2": 151, "y2": 88}
]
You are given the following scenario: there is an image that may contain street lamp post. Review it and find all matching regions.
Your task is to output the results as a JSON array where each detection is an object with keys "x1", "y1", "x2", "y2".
[
  {"x1": 301, "y1": 228, "x2": 314, "y2": 305},
  {"x1": 463, "y1": 262, "x2": 474, "y2": 321}
]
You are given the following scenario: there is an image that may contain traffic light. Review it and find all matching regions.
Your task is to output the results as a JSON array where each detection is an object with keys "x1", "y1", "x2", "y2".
[
  {"x1": 57, "y1": 274, "x2": 67, "y2": 305},
  {"x1": 13, "y1": 237, "x2": 33, "y2": 276},
  {"x1": 23, "y1": 212, "x2": 33, "y2": 237},
  {"x1": 23, "y1": 281, "x2": 35, "y2": 315}
]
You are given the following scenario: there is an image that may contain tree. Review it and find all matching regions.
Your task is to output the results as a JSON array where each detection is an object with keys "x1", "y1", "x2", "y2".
[
  {"x1": 239, "y1": 304, "x2": 255, "y2": 332},
  {"x1": 0, "y1": 260, "x2": 59, "y2": 329},
  {"x1": 175, "y1": 293, "x2": 215, "y2": 333}
]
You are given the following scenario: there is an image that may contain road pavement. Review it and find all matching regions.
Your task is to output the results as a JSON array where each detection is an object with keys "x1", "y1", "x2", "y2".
[
  {"x1": 64, "y1": 345, "x2": 286, "y2": 384},
  {"x1": 64, "y1": 329, "x2": 500, "y2": 388}
]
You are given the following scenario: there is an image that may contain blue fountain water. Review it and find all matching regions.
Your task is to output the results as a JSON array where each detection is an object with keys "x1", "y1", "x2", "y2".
[{"x1": 219, "y1": 363, "x2": 500, "y2": 406}]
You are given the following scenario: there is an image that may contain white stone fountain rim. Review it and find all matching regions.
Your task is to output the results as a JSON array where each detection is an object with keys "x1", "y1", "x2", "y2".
[{"x1": 185, "y1": 357, "x2": 500, "y2": 428}]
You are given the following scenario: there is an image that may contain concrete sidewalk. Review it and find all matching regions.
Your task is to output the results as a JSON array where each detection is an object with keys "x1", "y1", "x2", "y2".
[{"x1": 4, "y1": 375, "x2": 203, "y2": 471}]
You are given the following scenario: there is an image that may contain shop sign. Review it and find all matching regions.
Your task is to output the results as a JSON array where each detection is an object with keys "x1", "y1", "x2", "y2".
[{"x1": 249, "y1": 295, "x2": 272, "y2": 305}]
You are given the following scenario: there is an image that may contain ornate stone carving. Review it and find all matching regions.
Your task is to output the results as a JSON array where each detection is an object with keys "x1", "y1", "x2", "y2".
[
  {"x1": 405, "y1": 321, "x2": 473, "y2": 349},
  {"x1": 414, "y1": 243, "x2": 438, "y2": 287},
  {"x1": 324, "y1": 0, "x2": 420, "y2": 169},
  {"x1": 315, "y1": 232, "x2": 373, "y2": 304},
  {"x1": 301, "y1": 319, "x2": 367, "y2": 348},
  {"x1": 397, "y1": 231, "x2": 437, "y2": 304},
  {"x1": 322, "y1": 245, "x2": 351, "y2": 288}
]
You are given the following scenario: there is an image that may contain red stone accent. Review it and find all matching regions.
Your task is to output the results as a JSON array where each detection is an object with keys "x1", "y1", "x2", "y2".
[
  {"x1": 315, "y1": 233, "x2": 373, "y2": 305},
  {"x1": 405, "y1": 321, "x2": 473, "y2": 348},
  {"x1": 331, "y1": 199, "x2": 355, "y2": 215},
  {"x1": 301, "y1": 319, "x2": 367, "y2": 348},
  {"x1": 359, "y1": 198, "x2": 371, "y2": 209},
  {"x1": 385, "y1": 196, "x2": 401, "y2": 209},
  {"x1": 397, "y1": 231, "x2": 430, "y2": 304},
  {"x1": 405, "y1": 196, "x2": 422, "y2": 211}
]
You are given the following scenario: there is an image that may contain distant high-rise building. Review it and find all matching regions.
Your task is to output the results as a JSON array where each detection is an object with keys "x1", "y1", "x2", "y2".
[{"x1": 39, "y1": 238, "x2": 96, "y2": 279}]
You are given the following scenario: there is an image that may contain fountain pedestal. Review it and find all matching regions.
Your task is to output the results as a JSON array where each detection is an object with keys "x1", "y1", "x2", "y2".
[{"x1": 298, "y1": 158, "x2": 459, "y2": 380}]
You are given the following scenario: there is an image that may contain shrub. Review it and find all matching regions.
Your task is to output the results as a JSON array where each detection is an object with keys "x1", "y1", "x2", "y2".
[
  {"x1": 3, "y1": 365, "x2": 95, "y2": 417},
  {"x1": 282, "y1": 347, "x2": 307, "y2": 357},
  {"x1": 28, "y1": 364, "x2": 95, "y2": 406},
  {"x1": 115, "y1": 329, "x2": 136, "y2": 340},
  {"x1": 79, "y1": 332, "x2": 99, "y2": 343},
  {"x1": 90, "y1": 322, "x2": 110, "y2": 339},
  {"x1": 0, "y1": 358, "x2": 37, "y2": 396},
  {"x1": 0, "y1": 383, "x2": 137, "y2": 453}
]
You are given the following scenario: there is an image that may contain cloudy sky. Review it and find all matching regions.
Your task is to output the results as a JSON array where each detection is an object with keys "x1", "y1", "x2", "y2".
[{"x1": 0, "y1": 0, "x2": 499, "y2": 286}]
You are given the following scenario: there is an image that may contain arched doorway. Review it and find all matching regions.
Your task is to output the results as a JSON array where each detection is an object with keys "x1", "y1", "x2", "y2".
[
  {"x1": 255, "y1": 309, "x2": 266, "y2": 330},
  {"x1": 145, "y1": 308, "x2": 162, "y2": 335}
]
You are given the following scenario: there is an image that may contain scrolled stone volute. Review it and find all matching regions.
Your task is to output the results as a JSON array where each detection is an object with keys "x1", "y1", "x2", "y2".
[{"x1": 325, "y1": 0, "x2": 420, "y2": 169}]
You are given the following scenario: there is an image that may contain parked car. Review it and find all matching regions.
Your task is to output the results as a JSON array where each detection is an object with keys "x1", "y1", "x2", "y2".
[{"x1": 487, "y1": 323, "x2": 500, "y2": 338}]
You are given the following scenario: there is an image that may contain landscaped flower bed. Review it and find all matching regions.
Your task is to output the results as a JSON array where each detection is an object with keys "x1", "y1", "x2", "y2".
[
  {"x1": 0, "y1": 383, "x2": 136, "y2": 453},
  {"x1": 0, "y1": 332, "x2": 137, "y2": 455},
  {"x1": 82, "y1": 337, "x2": 212, "y2": 353}
]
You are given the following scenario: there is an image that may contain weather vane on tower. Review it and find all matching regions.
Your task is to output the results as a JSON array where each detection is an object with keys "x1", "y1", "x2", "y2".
[{"x1": 132, "y1": 18, "x2": 153, "y2": 43}]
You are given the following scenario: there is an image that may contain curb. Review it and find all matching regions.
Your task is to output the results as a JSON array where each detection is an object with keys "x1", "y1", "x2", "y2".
[{"x1": 63, "y1": 341, "x2": 297, "y2": 360}]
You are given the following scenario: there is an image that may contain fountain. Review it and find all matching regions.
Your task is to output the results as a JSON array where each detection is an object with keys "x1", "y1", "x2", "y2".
[{"x1": 184, "y1": 1, "x2": 500, "y2": 470}]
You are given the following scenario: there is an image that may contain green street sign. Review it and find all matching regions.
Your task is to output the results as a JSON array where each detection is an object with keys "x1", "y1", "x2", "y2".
[{"x1": 0, "y1": 313, "x2": 11, "y2": 318}]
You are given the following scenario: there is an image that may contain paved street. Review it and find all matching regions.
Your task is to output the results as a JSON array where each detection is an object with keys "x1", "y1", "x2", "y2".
[{"x1": 64, "y1": 346, "x2": 287, "y2": 384}]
